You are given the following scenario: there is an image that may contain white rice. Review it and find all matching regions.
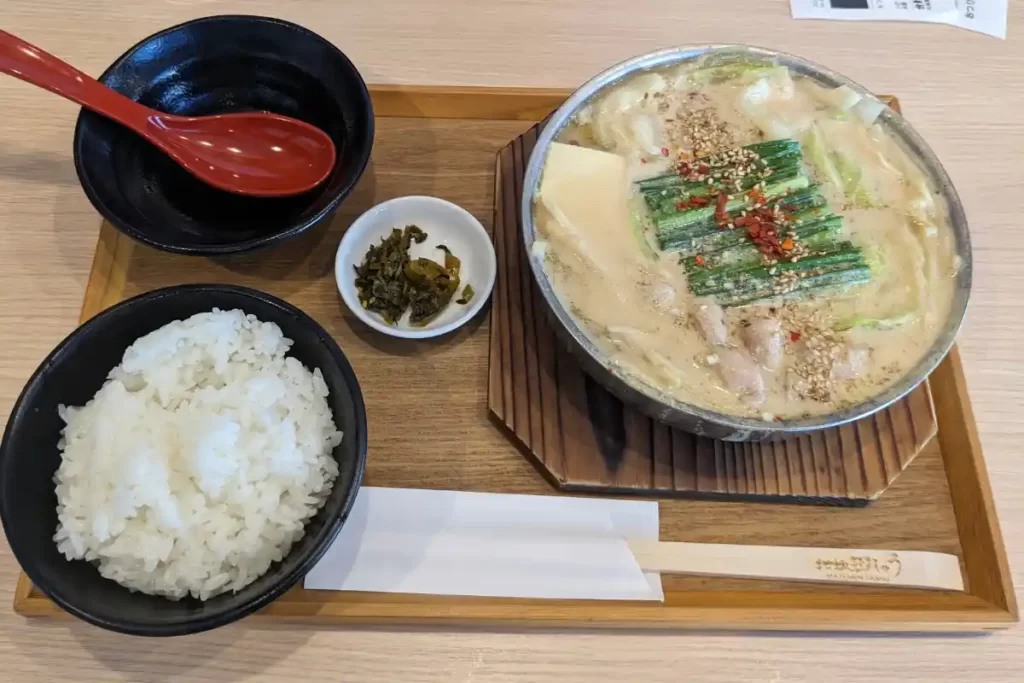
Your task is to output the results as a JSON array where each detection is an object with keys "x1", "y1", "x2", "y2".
[{"x1": 53, "y1": 309, "x2": 342, "y2": 600}]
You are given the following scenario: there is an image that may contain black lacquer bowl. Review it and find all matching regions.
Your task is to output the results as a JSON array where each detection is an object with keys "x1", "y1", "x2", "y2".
[
  {"x1": 0, "y1": 285, "x2": 368, "y2": 635},
  {"x1": 73, "y1": 15, "x2": 374, "y2": 255}
]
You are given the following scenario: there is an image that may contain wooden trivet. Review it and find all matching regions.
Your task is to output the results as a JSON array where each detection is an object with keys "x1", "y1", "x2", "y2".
[{"x1": 487, "y1": 117, "x2": 936, "y2": 506}]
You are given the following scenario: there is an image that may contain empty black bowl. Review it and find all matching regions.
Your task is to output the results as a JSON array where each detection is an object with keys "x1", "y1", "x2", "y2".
[
  {"x1": 0, "y1": 285, "x2": 367, "y2": 635},
  {"x1": 73, "y1": 15, "x2": 374, "y2": 255}
]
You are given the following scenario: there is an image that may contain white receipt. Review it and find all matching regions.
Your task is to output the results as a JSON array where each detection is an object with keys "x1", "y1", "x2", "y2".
[
  {"x1": 790, "y1": 0, "x2": 1007, "y2": 39},
  {"x1": 303, "y1": 487, "x2": 663, "y2": 601}
]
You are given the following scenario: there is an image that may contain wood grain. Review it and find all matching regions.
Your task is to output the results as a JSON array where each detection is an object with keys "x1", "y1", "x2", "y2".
[
  {"x1": 11, "y1": 103, "x2": 1013, "y2": 633},
  {"x1": 2, "y1": 1, "x2": 1024, "y2": 681},
  {"x1": 371, "y1": 85, "x2": 570, "y2": 121},
  {"x1": 488, "y1": 107, "x2": 938, "y2": 504}
]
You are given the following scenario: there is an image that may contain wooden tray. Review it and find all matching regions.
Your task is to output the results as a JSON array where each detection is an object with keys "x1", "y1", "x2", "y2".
[
  {"x1": 13, "y1": 85, "x2": 1016, "y2": 631},
  {"x1": 489, "y1": 108, "x2": 936, "y2": 505}
]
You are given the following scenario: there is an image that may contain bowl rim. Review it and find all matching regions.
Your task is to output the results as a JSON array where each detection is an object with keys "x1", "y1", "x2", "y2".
[
  {"x1": 0, "y1": 283, "x2": 368, "y2": 635},
  {"x1": 334, "y1": 195, "x2": 497, "y2": 339},
  {"x1": 520, "y1": 44, "x2": 972, "y2": 438},
  {"x1": 72, "y1": 14, "x2": 375, "y2": 256}
]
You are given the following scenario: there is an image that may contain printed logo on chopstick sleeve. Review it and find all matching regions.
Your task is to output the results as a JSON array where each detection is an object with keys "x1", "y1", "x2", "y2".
[{"x1": 813, "y1": 553, "x2": 903, "y2": 583}]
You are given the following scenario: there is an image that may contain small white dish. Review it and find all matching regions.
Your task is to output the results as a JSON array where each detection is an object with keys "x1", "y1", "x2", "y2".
[{"x1": 335, "y1": 196, "x2": 497, "y2": 339}]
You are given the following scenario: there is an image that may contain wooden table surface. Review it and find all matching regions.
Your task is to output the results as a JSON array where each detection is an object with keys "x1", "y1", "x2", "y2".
[{"x1": 1, "y1": 1, "x2": 1021, "y2": 681}]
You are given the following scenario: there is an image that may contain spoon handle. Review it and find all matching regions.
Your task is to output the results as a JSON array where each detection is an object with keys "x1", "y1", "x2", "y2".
[{"x1": 0, "y1": 29, "x2": 151, "y2": 132}]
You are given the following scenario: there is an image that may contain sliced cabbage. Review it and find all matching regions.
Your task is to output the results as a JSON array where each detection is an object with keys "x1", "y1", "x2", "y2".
[
  {"x1": 869, "y1": 147, "x2": 903, "y2": 181},
  {"x1": 862, "y1": 243, "x2": 885, "y2": 274},
  {"x1": 803, "y1": 124, "x2": 876, "y2": 208},
  {"x1": 835, "y1": 312, "x2": 918, "y2": 332},
  {"x1": 540, "y1": 200, "x2": 609, "y2": 274},
  {"x1": 687, "y1": 62, "x2": 788, "y2": 88},
  {"x1": 643, "y1": 350, "x2": 684, "y2": 389},
  {"x1": 574, "y1": 105, "x2": 594, "y2": 127},
  {"x1": 884, "y1": 216, "x2": 930, "y2": 317},
  {"x1": 606, "y1": 325, "x2": 647, "y2": 345},
  {"x1": 737, "y1": 69, "x2": 803, "y2": 139},
  {"x1": 606, "y1": 326, "x2": 683, "y2": 389},
  {"x1": 592, "y1": 112, "x2": 663, "y2": 157},
  {"x1": 629, "y1": 115, "x2": 662, "y2": 156},
  {"x1": 915, "y1": 218, "x2": 940, "y2": 238},
  {"x1": 830, "y1": 151, "x2": 876, "y2": 208},
  {"x1": 803, "y1": 125, "x2": 843, "y2": 189},
  {"x1": 599, "y1": 73, "x2": 667, "y2": 115},
  {"x1": 815, "y1": 85, "x2": 863, "y2": 112},
  {"x1": 810, "y1": 84, "x2": 881, "y2": 124},
  {"x1": 589, "y1": 74, "x2": 667, "y2": 156},
  {"x1": 738, "y1": 69, "x2": 795, "y2": 110},
  {"x1": 739, "y1": 77, "x2": 773, "y2": 109},
  {"x1": 622, "y1": 73, "x2": 669, "y2": 101},
  {"x1": 756, "y1": 118, "x2": 798, "y2": 140},
  {"x1": 629, "y1": 194, "x2": 659, "y2": 262},
  {"x1": 852, "y1": 96, "x2": 887, "y2": 125},
  {"x1": 530, "y1": 240, "x2": 548, "y2": 262},
  {"x1": 905, "y1": 175, "x2": 938, "y2": 222}
]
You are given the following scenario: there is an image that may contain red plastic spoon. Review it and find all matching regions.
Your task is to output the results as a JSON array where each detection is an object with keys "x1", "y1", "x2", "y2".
[{"x1": 0, "y1": 30, "x2": 337, "y2": 197}]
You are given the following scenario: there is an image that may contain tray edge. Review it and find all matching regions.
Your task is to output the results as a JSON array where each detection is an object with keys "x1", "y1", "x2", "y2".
[{"x1": 12, "y1": 87, "x2": 1016, "y2": 632}]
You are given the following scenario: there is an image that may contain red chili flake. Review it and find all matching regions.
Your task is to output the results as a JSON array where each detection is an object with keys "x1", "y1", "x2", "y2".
[
  {"x1": 689, "y1": 195, "x2": 710, "y2": 207},
  {"x1": 715, "y1": 192, "x2": 729, "y2": 223},
  {"x1": 719, "y1": 194, "x2": 801, "y2": 260},
  {"x1": 640, "y1": 158, "x2": 648, "y2": 164},
  {"x1": 790, "y1": 331, "x2": 802, "y2": 343},
  {"x1": 661, "y1": 147, "x2": 670, "y2": 157},
  {"x1": 694, "y1": 255, "x2": 705, "y2": 267}
]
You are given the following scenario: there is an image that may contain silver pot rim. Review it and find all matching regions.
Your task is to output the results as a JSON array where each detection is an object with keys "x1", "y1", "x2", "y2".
[{"x1": 520, "y1": 44, "x2": 972, "y2": 439}]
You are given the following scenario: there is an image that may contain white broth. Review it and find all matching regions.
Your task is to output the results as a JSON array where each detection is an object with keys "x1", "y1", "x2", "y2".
[{"x1": 534, "y1": 61, "x2": 959, "y2": 420}]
